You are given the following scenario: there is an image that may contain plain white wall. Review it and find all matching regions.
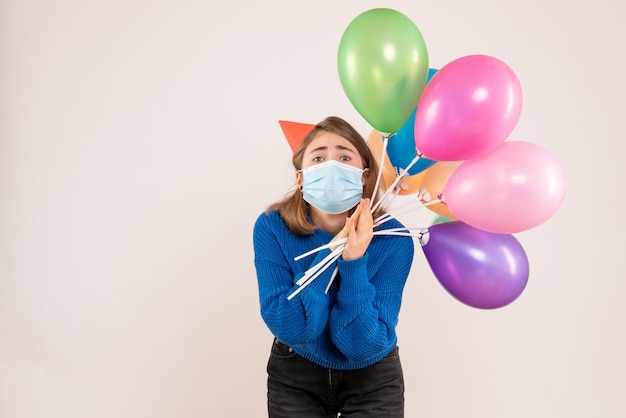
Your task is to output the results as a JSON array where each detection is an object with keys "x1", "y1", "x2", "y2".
[{"x1": 1, "y1": 0, "x2": 624, "y2": 417}]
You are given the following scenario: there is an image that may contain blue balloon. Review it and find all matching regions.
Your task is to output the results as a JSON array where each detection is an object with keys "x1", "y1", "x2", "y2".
[
  {"x1": 426, "y1": 67, "x2": 438, "y2": 81},
  {"x1": 387, "y1": 68, "x2": 438, "y2": 175}
]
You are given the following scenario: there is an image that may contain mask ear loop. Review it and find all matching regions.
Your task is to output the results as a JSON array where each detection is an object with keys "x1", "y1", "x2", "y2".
[{"x1": 295, "y1": 170, "x2": 303, "y2": 191}]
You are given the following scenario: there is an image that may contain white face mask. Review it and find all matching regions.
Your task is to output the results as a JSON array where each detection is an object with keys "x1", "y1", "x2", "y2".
[{"x1": 300, "y1": 160, "x2": 366, "y2": 214}]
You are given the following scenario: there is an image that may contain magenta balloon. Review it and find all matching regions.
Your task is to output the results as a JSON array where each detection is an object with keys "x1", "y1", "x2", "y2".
[
  {"x1": 414, "y1": 55, "x2": 523, "y2": 161},
  {"x1": 444, "y1": 141, "x2": 567, "y2": 233},
  {"x1": 422, "y1": 221, "x2": 529, "y2": 309}
]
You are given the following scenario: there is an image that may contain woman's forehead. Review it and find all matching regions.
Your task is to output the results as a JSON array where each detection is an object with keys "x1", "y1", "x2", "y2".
[{"x1": 305, "y1": 132, "x2": 356, "y2": 153}]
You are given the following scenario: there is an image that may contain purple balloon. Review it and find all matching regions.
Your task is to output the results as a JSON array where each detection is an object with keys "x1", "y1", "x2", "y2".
[{"x1": 421, "y1": 221, "x2": 529, "y2": 309}]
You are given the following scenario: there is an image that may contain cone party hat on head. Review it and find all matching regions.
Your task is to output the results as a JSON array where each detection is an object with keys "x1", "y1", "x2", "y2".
[{"x1": 278, "y1": 120, "x2": 315, "y2": 152}]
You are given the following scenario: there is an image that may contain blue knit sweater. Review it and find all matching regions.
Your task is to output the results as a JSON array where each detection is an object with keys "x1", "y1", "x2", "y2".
[{"x1": 253, "y1": 210, "x2": 414, "y2": 370}]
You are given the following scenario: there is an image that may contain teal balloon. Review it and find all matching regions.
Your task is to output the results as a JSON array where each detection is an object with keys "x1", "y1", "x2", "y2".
[
  {"x1": 338, "y1": 8, "x2": 429, "y2": 134},
  {"x1": 431, "y1": 215, "x2": 454, "y2": 225}
]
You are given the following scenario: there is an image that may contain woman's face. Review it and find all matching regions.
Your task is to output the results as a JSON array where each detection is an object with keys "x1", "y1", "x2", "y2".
[{"x1": 300, "y1": 132, "x2": 365, "y2": 171}]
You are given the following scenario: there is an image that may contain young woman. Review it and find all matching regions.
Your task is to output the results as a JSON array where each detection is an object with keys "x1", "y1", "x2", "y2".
[{"x1": 253, "y1": 116, "x2": 414, "y2": 417}]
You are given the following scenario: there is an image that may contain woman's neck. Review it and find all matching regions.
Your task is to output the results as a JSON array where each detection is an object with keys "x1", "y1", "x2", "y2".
[{"x1": 309, "y1": 207, "x2": 346, "y2": 234}]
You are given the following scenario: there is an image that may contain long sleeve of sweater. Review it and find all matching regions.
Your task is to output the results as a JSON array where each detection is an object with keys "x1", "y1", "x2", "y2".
[{"x1": 254, "y1": 212, "x2": 334, "y2": 343}]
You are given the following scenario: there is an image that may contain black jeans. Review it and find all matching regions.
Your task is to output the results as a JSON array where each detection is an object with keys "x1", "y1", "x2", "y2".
[{"x1": 267, "y1": 339, "x2": 404, "y2": 417}]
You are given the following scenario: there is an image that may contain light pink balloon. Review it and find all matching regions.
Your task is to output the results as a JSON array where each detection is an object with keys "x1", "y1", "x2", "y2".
[
  {"x1": 414, "y1": 55, "x2": 523, "y2": 161},
  {"x1": 444, "y1": 141, "x2": 566, "y2": 234}
]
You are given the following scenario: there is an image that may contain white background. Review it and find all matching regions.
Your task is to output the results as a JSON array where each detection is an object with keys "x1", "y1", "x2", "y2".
[{"x1": 1, "y1": 0, "x2": 624, "y2": 417}]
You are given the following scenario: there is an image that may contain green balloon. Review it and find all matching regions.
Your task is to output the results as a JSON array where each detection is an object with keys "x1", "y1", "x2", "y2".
[{"x1": 338, "y1": 8, "x2": 429, "y2": 134}]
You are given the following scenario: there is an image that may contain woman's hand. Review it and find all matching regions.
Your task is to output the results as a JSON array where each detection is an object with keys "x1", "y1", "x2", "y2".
[{"x1": 341, "y1": 198, "x2": 374, "y2": 260}]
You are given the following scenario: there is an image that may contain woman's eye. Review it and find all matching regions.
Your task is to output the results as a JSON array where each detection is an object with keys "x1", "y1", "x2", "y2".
[
  {"x1": 312, "y1": 156, "x2": 324, "y2": 162},
  {"x1": 339, "y1": 155, "x2": 351, "y2": 162}
]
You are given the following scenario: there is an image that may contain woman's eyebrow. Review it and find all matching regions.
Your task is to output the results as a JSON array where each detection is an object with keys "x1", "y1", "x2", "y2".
[
  {"x1": 335, "y1": 145, "x2": 356, "y2": 153},
  {"x1": 307, "y1": 144, "x2": 356, "y2": 154},
  {"x1": 308, "y1": 145, "x2": 328, "y2": 153}
]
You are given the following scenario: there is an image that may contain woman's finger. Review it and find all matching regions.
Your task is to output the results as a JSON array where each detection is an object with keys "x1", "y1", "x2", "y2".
[{"x1": 357, "y1": 199, "x2": 373, "y2": 230}]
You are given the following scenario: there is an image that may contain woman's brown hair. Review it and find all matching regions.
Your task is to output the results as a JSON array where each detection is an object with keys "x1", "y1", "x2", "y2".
[{"x1": 267, "y1": 116, "x2": 388, "y2": 235}]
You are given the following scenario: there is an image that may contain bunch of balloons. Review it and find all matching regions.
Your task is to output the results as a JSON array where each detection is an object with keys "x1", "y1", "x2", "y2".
[{"x1": 337, "y1": 8, "x2": 566, "y2": 309}]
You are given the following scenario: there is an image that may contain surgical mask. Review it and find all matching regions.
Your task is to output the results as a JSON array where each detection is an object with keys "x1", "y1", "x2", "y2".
[{"x1": 300, "y1": 160, "x2": 366, "y2": 214}]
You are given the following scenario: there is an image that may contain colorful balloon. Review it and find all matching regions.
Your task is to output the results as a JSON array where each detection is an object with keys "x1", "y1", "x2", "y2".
[
  {"x1": 338, "y1": 8, "x2": 429, "y2": 134},
  {"x1": 430, "y1": 215, "x2": 454, "y2": 225},
  {"x1": 387, "y1": 68, "x2": 438, "y2": 175},
  {"x1": 419, "y1": 161, "x2": 463, "y2": 220},
  {"x1": 397, "y1": 170, "x2": 426, "y2": 196},
  {"x1": 367, "y1": 130, "x2": 426, "y2": 196},
  {"x1": 444, "y1": 141, "x2": 567, "y2": 233},
  {"x1": 414, "y1": 55, "x2": 523, "y2": 161},
  {"x1": 422, "y1": 221, "x2": 529, "y2": 309},
  {"x1": 387, "y1": 112, "x2": 436, "y2": 176}
]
